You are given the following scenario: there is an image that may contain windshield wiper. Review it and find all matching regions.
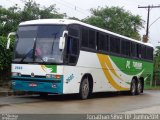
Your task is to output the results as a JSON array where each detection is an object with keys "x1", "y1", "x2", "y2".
[
  {"x1": 36, "y1": 54, "x2": 45, "y2": 63},
  {"x1": 51, "y1": 32, "x2": 58, "y2": 54},
  {"x1": 20, "y1": 49, "x2": 33, "y2": 63},
  {"x1": 20, "y1": 49, "x2": 45, "y2": 63}
]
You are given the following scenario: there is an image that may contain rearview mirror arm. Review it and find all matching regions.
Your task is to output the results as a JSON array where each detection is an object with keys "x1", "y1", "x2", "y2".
[{"x1": 7, "y1": 32, "x2": 16, "y2": 49}]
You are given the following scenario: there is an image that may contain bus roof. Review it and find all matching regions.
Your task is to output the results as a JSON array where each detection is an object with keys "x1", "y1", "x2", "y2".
[{"x1": 20, "y1": 19, "x2": 153, "y2": 48}]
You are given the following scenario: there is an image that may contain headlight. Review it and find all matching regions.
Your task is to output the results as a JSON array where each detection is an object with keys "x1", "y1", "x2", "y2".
[
  {"x1": 46, "y1": 74, "x2": 61, "y2": 79},
  {"x1": 12, "y1": 72, "x2": 21, "y2": 77},
  {"x1": 12, "y1": 81, "x2": 16, "y2": 85},
  {"x1": 46, "y1": 74, "x2": 54, "y2": 78}
]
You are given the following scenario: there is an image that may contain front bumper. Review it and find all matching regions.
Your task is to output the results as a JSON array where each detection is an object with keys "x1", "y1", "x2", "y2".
[{"x1": 11, "y1": 76, "x2": 63, "y2": 94}]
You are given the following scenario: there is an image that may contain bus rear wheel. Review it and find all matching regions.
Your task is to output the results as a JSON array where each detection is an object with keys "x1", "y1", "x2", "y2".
[
  {"x1": 137, "y1": 79, "x2": 143, "y2": 95},
  {"x1": 79, "y1": 77, "x2": 90, "y2": 100}
]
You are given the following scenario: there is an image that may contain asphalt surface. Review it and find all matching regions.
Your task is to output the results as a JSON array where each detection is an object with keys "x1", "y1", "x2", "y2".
[{"x1": 0, "y1": 90, "x2": 160, "y2": 114}]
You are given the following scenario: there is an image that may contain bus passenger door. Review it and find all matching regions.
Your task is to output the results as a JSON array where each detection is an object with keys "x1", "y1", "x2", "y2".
[{"x1": 66, "y1": 36, "x2": 79, "y2": 65}]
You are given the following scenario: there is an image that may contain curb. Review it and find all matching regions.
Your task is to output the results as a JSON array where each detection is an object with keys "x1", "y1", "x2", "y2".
[
  {"x1": 0, "y1": 91, "x2": 14, "y2": 97},
  {"x1": 0, "y1": 91, "x2": 31, "y2": 97}
]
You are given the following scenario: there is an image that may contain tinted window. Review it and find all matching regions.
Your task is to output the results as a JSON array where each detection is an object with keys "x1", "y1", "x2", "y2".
[
  {"x1": 81, "y1": 28, "x2": 96, "y2": 50},
  {"x1": 67, "y1": 37, "x2": 79, "y2": 55},
  {"x1": 67, "y1": 36, "x2": 79, "y2": 64},
  {"x1": 68, "y1": 27, "x2": 79, "y2": 37},
  {"x1": 131, "y1": 42, "x2": 137, "y2": 57},
  {"x1": 137, "y1": 44, "x2": 142, "y2": 58},
  {"x1": 98, "y1": 33, "x2": 109, "y2": 52},
  {"x1": 37, "y1": 25, "x2": 65, "y2": 38},
  {"x1": 121, "y1": 40, "x2": 126, "y2": 55},
  {"x1": 146, "y1": 47, "x2": 153, "y2": 60},
  {"x1": 88, "y1": 29, "x2": 96, "y2": 49},
  {"x1": 81, "y1": 28, "x2": 88, "y2": 47},
  {"x1": 17, "y1": 26, "x2": 38, "y2": 38},
  {"x1": 110, "y1": 36, "x2": 120, "y2": 54},
  {"x1": 121, "y1": 40, "x2": 130, "y2": 56},
  {"x1": 141, "y1": 45, "x2": 146, "y2": 59}
]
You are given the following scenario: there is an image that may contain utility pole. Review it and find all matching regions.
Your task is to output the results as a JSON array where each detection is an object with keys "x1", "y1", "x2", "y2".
[{"x1": 138, "y1": 5, "x2": 160, "y2": 43}]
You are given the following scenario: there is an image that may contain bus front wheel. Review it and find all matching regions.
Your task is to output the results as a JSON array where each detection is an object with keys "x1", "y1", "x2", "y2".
[{"x1": 79, "y1": 77, "x2": 90, "y2": 100}]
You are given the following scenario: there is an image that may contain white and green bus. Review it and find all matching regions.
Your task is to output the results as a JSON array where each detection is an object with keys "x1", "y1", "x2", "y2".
[{"x1": 7, "y1": 19, "x2": 153, "y2": 99}]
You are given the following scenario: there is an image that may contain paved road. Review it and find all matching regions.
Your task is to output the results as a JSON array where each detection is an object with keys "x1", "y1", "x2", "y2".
[{"x1": 0, "y1": 90, "x2": 160, "y2": 114}]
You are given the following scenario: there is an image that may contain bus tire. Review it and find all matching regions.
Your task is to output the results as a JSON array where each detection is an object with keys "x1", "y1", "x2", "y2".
[
  {"x1": 79, "y1": 77, "x2": 90, "y2": 100},
  {"x1": 140, "y1": 78, "x2": 144, "y2": 93},
  {"x1": 130, "y1": 78, "x2": 137, "y2": 95},
  {"x1": 137, "y1": 79, "x2": 143, "y2": 95}
]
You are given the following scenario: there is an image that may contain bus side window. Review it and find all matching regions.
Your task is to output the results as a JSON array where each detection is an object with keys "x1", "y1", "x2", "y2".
[
  {"x1": 131, "y1": 42, "x2": 137, "y2": 58},
  {"x1": 110, "y1": 36, "x2": 120, "y2": 54},
  {"x1": 81, "y1": 28, "x2": 88, "y2": 48},
  {"x1": 81, "y1": 27, "x2": 96, "y2": 50},
  {"x1": 141, "y1": 45, "x2": 146, "y2": 59},
  {"x1": 136, "y1": 44, "x2": 139, "y2": 58},
  {"x1": 67, "y1": 36, "x2": 79, "y2": 64},
  {"x1": 146, "y1": 47, "x2": 153, "y2": 60},
  {"x1": 67, "y1": 37, "x2": 79, "y2": 55},
  {"x1": 97, "y1": 33, "x2": 109, "y2": 52},
  {"x1": 137, "y1": 44, "x2": 142, "y2": 58},
  {"x1": 88, "y1": 29, "x2": 96, "y2": 49},
  {"x1": 66, "y1": 24, "x2": 80, "y2": 65}
]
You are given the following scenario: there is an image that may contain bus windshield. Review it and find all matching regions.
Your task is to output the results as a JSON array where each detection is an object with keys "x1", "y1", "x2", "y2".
[{"x1": 13, "y1": 25, "x2": 66, "y2": 64}]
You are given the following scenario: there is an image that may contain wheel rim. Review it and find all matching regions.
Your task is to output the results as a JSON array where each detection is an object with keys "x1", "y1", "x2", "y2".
[
  {"x1": 82, "y1": 79, "x2": 89, "y2": 98},
  {"x1": 131, "y1": 81, "x2": 136, "y2": 94},
  {"x1": 137, "y1": 81, "x2": 141, "y2": 93}
]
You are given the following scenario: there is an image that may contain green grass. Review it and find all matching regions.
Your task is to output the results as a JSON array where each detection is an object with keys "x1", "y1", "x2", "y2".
[{"x1": 144, "y1": 85, "x2": 160, "y2": 90}]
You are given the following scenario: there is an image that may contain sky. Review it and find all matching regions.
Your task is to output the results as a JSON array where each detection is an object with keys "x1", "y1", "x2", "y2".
[{"x1": 0, "y1": 0, "x2": 160, "y2": 47}]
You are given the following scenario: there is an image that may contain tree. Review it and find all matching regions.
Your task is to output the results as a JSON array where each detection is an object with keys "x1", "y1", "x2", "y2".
[
  {"x1": 21, "y1": 0, "x2": 65, "y2": 21},
  {"x1": 68, "y1": 17, "x2": 81, "y2": 21},
  {"x1": 0, "y1": 36, "x2": 13, "y2": 71},
  {"x1": 153, "y1": 46, "x2": 160, "y2": 86},
  {"x1": 83, "y1": 6, "x2": 144, "y2": 40},
  {"x1": 0, "y1": 5, "x2": 21, "y2": 36},
  {"x1": 155, "y1": 46, "x2": 160, "y2": 57},
  {"x1": 0, "y1": 0, "x2": 66, "y2": 36}
]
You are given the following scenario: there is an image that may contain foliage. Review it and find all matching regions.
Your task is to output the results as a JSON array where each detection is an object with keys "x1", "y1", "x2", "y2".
[
  {"x1": 144, "y1": 85, "x2": 160, "y2": 90},
  {"x1": 0, "y1": 36, "x2": 14, "y2": 71},
  {"x1": 68, "y1": 17, "x2": 81, "y2": 21},
  {"x1": 83, "y1": 6, "x2": 144, "y2": 40},
  {"x1": 155, "y1": 46, "x2": 160, "y2": 57},
  {"x1": 154, "y1": 46, "x2": 160, "y2": 72},
  {"x1": 0, "y1": 0, "x2": 66, "y2": 36},
  {"x1": 153, "y1": 46, "x2": 160, "y2": 86}
]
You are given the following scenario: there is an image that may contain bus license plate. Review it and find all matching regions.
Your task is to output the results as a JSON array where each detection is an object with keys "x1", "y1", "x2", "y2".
[{"x1": 29, "y1": 83, "x2": 37, "y2": 87}]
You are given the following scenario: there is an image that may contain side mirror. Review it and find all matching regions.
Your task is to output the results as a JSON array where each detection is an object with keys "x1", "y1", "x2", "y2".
[
  {"x1": 7, "y1": 32, "x2": 16, "y2": 49},
  {"x1": 59, "y1": 30, "x2": 68, "y2": 50},
  {"x1": 59, "y1": 37, "x2": 65, "y2": 50}
]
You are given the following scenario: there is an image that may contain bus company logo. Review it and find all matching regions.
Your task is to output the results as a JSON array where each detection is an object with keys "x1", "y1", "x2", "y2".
[
  {"x1": 66, "y1": 74, "x2": 74, "y2": 83},
  {"x1": 126, "y1": 61, "x2": 131, "y2": 69},
  {"x1": 126, "y1": 61, "x2": 142, "y2": 70},
  {"x1": 133, "y1": 61, "x2": 142, "y2": 70},
  {"x1": 15, "y1": 66, "x2": 23, "y2": 70}
]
